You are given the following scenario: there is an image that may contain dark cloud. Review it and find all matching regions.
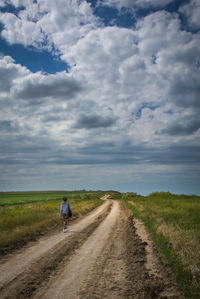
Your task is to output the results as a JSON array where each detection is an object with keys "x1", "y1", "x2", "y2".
[
  {"x1": 163, "y1": 145, "x2": 200, "y2": 165},
  {"x1": 179, "y1": 0, "x2": 200, "y2": 31},
  {"x1": 160, "y1": 118, "x2": 200, "y2": 136},
  {"x1": 169, "y1": 77, "x2": 200, "y2": 108},
  {"x1": 0, "y1": 65, "x2": 18, "y2": 92},
  {"x1": 41, "y1": 114, "x2": 63, "y2": 123},
  {"x1": 45, "y1": 142, "x2": 200, "y2": 166},
  {"x1": 0, "y1": 133, "x2": 51, "y2": 156},
  {"x1": 73, "y1": 113, "x2": 117, "y2": 129},
  {"x1": 0, "y1": 120, "x2": 19, "y2": 132},
  {"x1": 17, "y1": 76, "x2": 82, "y2": 101},
  {"x1": 0, "y1": 120, "x2": 12, "y2": 129}
]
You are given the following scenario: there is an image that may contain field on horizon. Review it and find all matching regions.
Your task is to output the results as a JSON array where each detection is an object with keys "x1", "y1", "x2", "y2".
[
  {"x1": 124, "y1": 191, "x2": 200, "y2": 298},
  {"x1": 0, "y1": 190, "x2": 107, "y2": 206}
]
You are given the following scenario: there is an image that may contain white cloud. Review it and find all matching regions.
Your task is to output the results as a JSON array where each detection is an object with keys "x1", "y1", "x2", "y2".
[
  {"x1": 0, "y1": 12, "x2": 44, "y2": 47},
  {"x1": 136, "y1": 11, "x2": 182, "y2": 56},
  {"x1": 97, "y1": 0, "x2": 174, "y2": 10},
  {"x1": 0, "y1": 0, "x2": 100, "y2": 51},
  {"x1": 0, "y1": 55, "x2": 29, "y2": 93},
  {"x1": 179, "y1": 0, "x2": 200, "y2": 30},
  {"x1": 1, "y1": 6, "x2": 199, "y2": 145}
]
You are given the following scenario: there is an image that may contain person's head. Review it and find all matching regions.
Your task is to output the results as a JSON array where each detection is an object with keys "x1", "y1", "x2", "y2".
[{"x1": 63, "y1": 197, "x2": 68, "y2": 202}]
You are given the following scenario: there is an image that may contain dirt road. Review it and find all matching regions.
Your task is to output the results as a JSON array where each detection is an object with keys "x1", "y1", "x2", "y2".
[{"x1": 0, "y1": 200, "x2": 184, "y2": 298}]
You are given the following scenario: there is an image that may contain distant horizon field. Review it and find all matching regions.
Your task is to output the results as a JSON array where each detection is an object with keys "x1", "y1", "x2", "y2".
[
  {"x1": 0, "y1": 189, "x2": 199, "y2": 197},
  {"x1": 0, "y1": 190, "x2": 111, "y2": 206},
  {"x1": 1, "y1": 190, "x2": 200, "y2": 204},
  {"x1": 0, "y1": 190, "x2": 122, "y2": 207}
]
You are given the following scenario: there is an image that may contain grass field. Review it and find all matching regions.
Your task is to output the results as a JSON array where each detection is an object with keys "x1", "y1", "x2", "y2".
[
  {"x1": 124, "y1": 192, "x2": 200, "y2": 298},
  {"x1": 0, "y1": 191, "x2": 106, "y2": 254},
  {"x1": 0, "y1": 190, "x2": 104, "y2": 206}
]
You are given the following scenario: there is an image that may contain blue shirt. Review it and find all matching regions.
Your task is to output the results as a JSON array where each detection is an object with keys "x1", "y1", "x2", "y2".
[{"x1": 60, "y1": 201, "x2": 71, "y2": 215}]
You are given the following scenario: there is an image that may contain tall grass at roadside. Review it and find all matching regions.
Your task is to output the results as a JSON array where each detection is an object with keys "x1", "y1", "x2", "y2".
[
  {"x1": 123, "y1": 191, "x2": 200, "y2": 298},
  {"x1": 0, "y1": 192, "x2": 102, "y2": 253}
]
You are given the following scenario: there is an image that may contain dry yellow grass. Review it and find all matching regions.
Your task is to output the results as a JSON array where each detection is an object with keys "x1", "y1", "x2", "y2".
[
  {"x1": 157, "y1": 223, "x2": 200, "y2": 278},
  {"x1": 0, "y1": 197, "x2": 101, "y2": 253}
]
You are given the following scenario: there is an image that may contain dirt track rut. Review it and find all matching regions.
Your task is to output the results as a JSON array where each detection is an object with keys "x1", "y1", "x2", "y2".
[{"x1": 0, "y1": 200, "x2": 184, "y2": 298}]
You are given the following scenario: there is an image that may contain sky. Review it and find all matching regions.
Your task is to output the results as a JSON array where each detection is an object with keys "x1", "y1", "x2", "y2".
[{"x1": 0, "y1": 0, "x2": 200, "y2": 195}]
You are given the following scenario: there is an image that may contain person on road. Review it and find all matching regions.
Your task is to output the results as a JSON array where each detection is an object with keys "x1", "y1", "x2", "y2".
[{"x1": 60, "y1": 197, "x2": 72, "y2": 233}]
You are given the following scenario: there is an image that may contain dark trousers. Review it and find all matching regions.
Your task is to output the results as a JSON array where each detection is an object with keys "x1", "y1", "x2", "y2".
[{"x1": 62, "y1": 213, "x2": 69, "y2": 228}]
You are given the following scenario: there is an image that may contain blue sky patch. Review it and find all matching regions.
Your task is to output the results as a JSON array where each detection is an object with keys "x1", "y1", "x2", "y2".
[
  {"x1": 136, "y1": 103, "x2": 157, "y2": 120},
  {"x1": 0, "y1": 36, "x2": 69, "y2": 73},
  {"x1": 0, "y1": 3, "x2": 25, "y2": 15},
  {"x1": 94, "y1": 5, "x2": 136, "y2": 28}
]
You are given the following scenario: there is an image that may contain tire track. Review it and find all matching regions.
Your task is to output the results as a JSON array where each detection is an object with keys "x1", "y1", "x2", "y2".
[{"x1": 33, "y1": 200, "x2": 120, "y2": 299}]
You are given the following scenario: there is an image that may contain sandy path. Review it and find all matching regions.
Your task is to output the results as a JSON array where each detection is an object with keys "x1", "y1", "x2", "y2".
[
  {"x1": 0, "y1": 199, "x2": 184, "y2": 298},
  {"x1": 34, "y1": 200, "x2": 120, "y2": 299}
]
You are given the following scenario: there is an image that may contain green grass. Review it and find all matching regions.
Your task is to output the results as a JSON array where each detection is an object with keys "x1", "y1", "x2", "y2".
[
  {"x1": 0, "y1": 190, "x2": 105, "y2": 206},
  {"x1": 106, "y1": 191, "x2": 122, "y2": 199},
  {"x1": 123, "y1": 191, "x2": 200, "y2": 298},
  {"x1": 0, "y1": 191, "x2": 105, "y2": 253}
]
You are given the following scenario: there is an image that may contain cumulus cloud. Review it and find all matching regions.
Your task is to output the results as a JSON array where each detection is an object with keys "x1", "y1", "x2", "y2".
[
  {"x1": 179, "y1": 0, "x2": 200, "y2": 30},
  {"x1": 135, "y1": 11, "x2": 200, "y2": 110},
  {"x1": 0, "y1": 55, "x2": 29, "y2": 93},
  {"x1": 0, "y1": 11, "x2": 45, "y2": 47},
  {"x1": 1, "y1": 6, "x2": 199, "y2": 143},
  {"x1": 0, "y1": 0, "x2": 100, "y2": 51},
  {"x1": 167, "y1": 73, "x2": 200, "y2": 108},
  {"x1": 159, "y1": 112, "x2": 200, "y2": 136},
  {"x1": 136, "y1": 10, "x2": 183, "y2": 56}
]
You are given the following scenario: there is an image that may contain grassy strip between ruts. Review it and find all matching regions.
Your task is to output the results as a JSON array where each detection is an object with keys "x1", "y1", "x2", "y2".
[
  {"x1": 123, "y1": 192, "x2": 200, "y2": 299},
  {"x1": 0, "y1": 192, "x2": 104, "y2": 254}
]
